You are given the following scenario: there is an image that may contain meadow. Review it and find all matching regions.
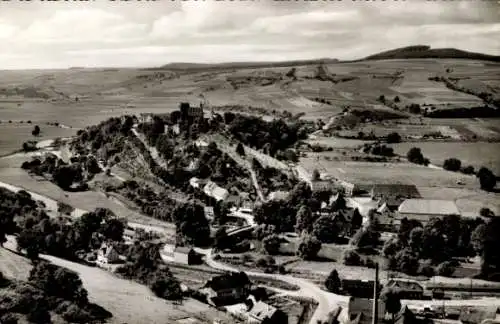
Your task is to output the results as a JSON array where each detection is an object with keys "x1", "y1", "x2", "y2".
[{"x1": 390, "y1": 141, "x2": 500, "y2": 174}]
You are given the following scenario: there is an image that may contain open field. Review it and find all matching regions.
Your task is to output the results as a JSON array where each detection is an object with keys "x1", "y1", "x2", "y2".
[
  {"x1": 390, "y1": 141, "x2": 500, "y2": 174},
  {"x1": 0, "y1": 247, "x2": 32, "y2": 281},
  {"x1": 0, "y1": 122, "x2": 76, "y2": 156},
  {"x1": 300, "y1": 158, "x2": 478, "y2": 189},
  {"x1": 42, "y1": 255, "x2": 236, "y2": 324}
]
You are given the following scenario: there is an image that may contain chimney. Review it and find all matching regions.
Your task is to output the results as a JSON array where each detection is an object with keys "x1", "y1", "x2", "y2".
[{"x1": 372, "y1": 262, "x2": 379, "y2": 324}]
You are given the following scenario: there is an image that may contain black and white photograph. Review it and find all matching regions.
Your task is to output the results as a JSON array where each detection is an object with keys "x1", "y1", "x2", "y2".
[{"x1": 0, "y1": 1, "x2": 499, "y2": 324}]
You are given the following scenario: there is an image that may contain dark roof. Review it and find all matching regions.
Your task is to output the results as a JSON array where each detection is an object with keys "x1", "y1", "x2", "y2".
[
  {"x1": 205, "y1": 272, "x2": 251, "y2": 291},
  {"x1": 371, "y1": 184, "x2": 421, "y2": 201}
]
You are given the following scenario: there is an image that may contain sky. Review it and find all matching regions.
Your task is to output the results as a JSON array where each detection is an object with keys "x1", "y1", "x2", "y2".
[{"x1": 0, "y1": 0, "x2": 498, "y2": 69}]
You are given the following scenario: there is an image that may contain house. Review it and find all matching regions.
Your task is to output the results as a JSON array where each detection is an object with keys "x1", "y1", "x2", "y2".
[
  {"x1": 370, "y1": 184, "x2": 421, "y2": 210},
  {"x1": 267, "y1": 191, "x2": 289, "y2": 201},
  {"x1": 245, "y1": 297, "x2": 287, "y2": 324},
  {"x1": 161, "y1": 244, "x2": 197, "y2": 265},
  {"x1": 185, "y1": 159, "x2": 200, "y2": 172},
  {"x1": 339, "y1": 180, "x2": 356, "y2": 196},
  {"x1": 200, "y1": 272, "x2": 252, "y2": 307},
  {"x1": 203, "y1": 181, "x2": 229, "y2": 202},
  {"x1": 397, "y1": 199, "x2": 461, "y2": 224},
  {"x1": 123, "y1": 228, "x2": 137, "y2": 243},
  {"x1": 97, "y1": 242, "x2": 120, "y2": 264},
  {"x1": 139, "y1": 113, "x2": 154, "y2": 124},
  {"x1": 346, "y1": 298, "x2": 417, "y2": 324},
  {"x1": 341, "y1": 279, "x2": 381, "y2": 298},
  {"x1": 311, "y1": 180, "x2": 333, "y2": 192},
  {"x1": 385, "y1": 279, "x2": 424, "y2": 300},
  {"x1": 189, "y1": 177, "x2": 205, "y2": 189}
]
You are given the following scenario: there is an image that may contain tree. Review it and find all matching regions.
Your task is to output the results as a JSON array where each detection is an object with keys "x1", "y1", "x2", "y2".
[
  {"x1": 343, "y1": 250, "x2": 362, "y2": 266},
  {"x1": 312, "y1": 215, "x2": 340, "y2": 243},
  {"x1": 394, "y1": 96, "x2": 400, "y2": 103},
  {"x1": 386, "y1": 132, "x2": 401, "y2": 144},
  {"x1": 262, "y1": 234, "x2": 281, "y2": 255},
  {"x1": 32, "y1": 125, "x2": 41, "y2": 137},
  {"x1": 443, "y1": 158, "x2": 462, "y2": 172},
  {"x1": 297, "y1": 235, "x2": 321, "y2": 260},
  {"x1": 325, "y1": 268, "x2": 341, "y2": 293},
  {"x1": 381, "y1": 288, "x2": 402, "y2": 323},
  {"x1": 57, "y1": 201, "x2": 75, "y2": 217},
  {"x1": 392, "y1": 248, "x2": 419, "y2": 275},
  {"x1": 100, "y1": 218, "x2": 125, "y2": 242},
  {"x1": 149, "y1": 270, "x2": 182, "y2": 300},
  {"x1": 481, "y1": 218, "x2": 500, "y2": 277},
  {"x1": 480, "y1": 207, "x2": 495, "y2": 218},
  {"x1": 477, "y1": 167, "x2": 496, "y2": 192},
  {"x1": 409, "y1": 227, "x2": 424, "y2": 251},
  {"x1": 295, "y1": 205, "x2": 314, "y2": 233},
  {"x1": 462, "y1": 165, "x2": 475, "y2": 175},
  {"x1": 436, "y1": 261, "x2": 456, "y2": 277},
  {"x1": 407, "y1": 147, "x2": 426, "y2": 165},
  {"x1": 351, "y1": 227, "x2": 380, "y2": 248},
  {"x1": 312, "y1": 169, "x2": 320, "y2": 181},
  {"x1": 214, "y1": 227, "x2": 228, "y2": 250},
  {"x1": 379, "y1": 95, "x2": 386, "y2": 103},
  {"x1": 235, "y1": 142, "x2": 245, "y2": 156},
  {"x1": 350, "y1": 209, "x2": 363, "y2": 235}
]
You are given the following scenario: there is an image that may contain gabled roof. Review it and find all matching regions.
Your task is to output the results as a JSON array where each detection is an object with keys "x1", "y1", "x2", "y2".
[
  {"x1": 203, "y1": 181, "x2": 229, "y2": 201},
  {"x1": 248, "y1": 300, "x2": 278, "y2": 320},
  {"x1": 398, "y1": 199, "x2": 460, "y2": 215},
  {"x1": 386, "y1": 279, "x2": 424, "y2": 292}
]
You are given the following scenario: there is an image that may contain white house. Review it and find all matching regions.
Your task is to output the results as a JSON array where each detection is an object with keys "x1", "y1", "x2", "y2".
[
  {"x1": 203, "y1": 180, "x2": 229, "y2": 202},
  {"x1": 97, "y1": 242, "x2": 120, "y2": 264}
]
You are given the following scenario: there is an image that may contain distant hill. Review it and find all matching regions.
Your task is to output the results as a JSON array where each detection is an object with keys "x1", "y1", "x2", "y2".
[
  {"x1": 360, "y1": 45, "x2": 500, "y2": 62},
  {"x1": 156, "y1": 58, "x2": 339, "y2": 71}
]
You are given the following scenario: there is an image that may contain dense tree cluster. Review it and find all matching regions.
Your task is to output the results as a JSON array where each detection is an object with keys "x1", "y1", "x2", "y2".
[
  {"x1": 224, "y1": 113, "x2": 308, "y2": 158},
  {"x1": 17, "y1": 207, "x2": 126, "y2": 261},
  {"x1": 0, "y1": 263, "x2": 112, "y2": 324},
  {"x1": 443, "y1": 158, "x2": 462, "y2": 172},
  {"x1": 172, "y1": 201, "x2": 211, "y2": 246},
  {"x1": 21, "y1": 153, "x2": 101, "y2": 191},
  {"x1": 406, "y1": 147, "x2": 430, "y2": 166},
  {"x1": 362, "y1": 143, "x2": 394, "y2": 157},
  {"x1": 0, "y1": 188, "x2": 42, "y2": 247},
  {"x1": 383, "y1": 216, "x2": 485, "y2": 276},
  {"x1": 252, "y1": 160, "x2": 297, "y2": 194},
  {"x1": 117, "y1": 242, "x2": 182, "y2": 300}
]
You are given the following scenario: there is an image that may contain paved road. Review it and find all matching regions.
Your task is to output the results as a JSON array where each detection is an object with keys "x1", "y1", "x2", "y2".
[{"x1": 193, "y1": 247, "x2": 350, "y2": 324}]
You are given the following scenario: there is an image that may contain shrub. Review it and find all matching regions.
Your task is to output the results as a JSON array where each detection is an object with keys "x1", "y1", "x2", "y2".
[
  {"x1": 477, "y1": 167, "x2": 497, "y2": 192},
  {"x1": 462, "y1": 165, "x2": 475, "y2": 175},
  {"x1": 62, "y1": 304, "x2": 93, "y2": 323},
  {"x1": 418, "y1": 260, "x2": 435, "y2": 277},
  {"x1": 364, "y1": 258, "x2": 377, "y2": 269},
  {"x1": 436, "y1": 261, "x2": 456, "y2": 277},
  {"x1": 262, "y1": 234, "x2": 281, "y2": 255},
  {"x1": 343, "y1": 250, "x2": 362, "y2": 266},
  {"x1": 297, "y1": 235, "x2": 321, "y2": 260},
  {"x1": 386, "y1": 132, "x2": 401, "y2": 144},
  {"x1": 325, "y1": 269, "x2": 341, "y2": 293},
  {"x1": 443, "y1": 158, "x2": 462, "y2": 172}
]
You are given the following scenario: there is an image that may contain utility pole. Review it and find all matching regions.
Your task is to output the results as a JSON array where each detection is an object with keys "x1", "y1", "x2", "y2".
[{"x1": 372, "y1": 262, "x2": 379, "y2": 324}]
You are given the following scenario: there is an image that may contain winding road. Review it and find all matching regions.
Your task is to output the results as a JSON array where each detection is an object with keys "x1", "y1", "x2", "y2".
[{"x1": 193, "y1": 247, "x2": 350, "y2": 324}]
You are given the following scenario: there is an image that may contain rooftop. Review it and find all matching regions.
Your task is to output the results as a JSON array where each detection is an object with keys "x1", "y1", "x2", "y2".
[{"x1": 398, "y1": 199, "x2": 460, "y2": 215}]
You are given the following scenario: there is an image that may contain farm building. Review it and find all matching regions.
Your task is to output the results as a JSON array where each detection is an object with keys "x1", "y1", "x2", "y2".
[
  {"x1": 397, "y1": 199, "x2": 461, "y2": 224},
  {"x1": 245, "y1": 297, "x2": 287, "y2": 324},
  {"x1": 267, "y1": 190, "x2": 289, "y2": 201},
  {"x1": 341, "y1": 279, "x2": 382, "y2": 299},
  {"x1": 200, "y1": 272, "x2": 252, "y2": 307},
  {"x1": 385, "y1": 278, "x2": 425, "y2": 300},
  {"x1": 161, "y1": 244, "x2": 197, "y2": 265},
  {"x1": 97, "y1": 242, "x2": 120, "y2": 264},
  {"x1": 310, "y1": 179, "x2": 334, "y2": 192},
  {"x1": 203, "y1": 181, "x2": 229, "y2": 202},
  {"x1": 370, "y1": 184, "x2": 421, "y2": 210}
]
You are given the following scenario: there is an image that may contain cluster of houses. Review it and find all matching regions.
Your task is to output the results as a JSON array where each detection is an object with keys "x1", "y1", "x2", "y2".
[{"x1": 197, "y1": 272, "x2": 287, "y2": 324}]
